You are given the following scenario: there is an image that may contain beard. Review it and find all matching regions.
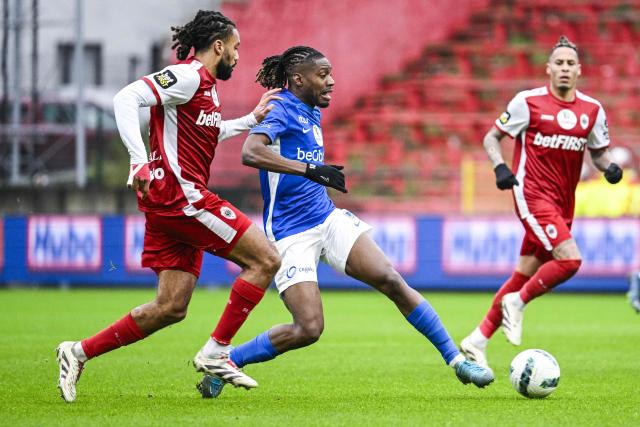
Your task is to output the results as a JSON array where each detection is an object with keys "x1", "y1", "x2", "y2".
[{"x1": 216, "y1": 57, "x2": 235, "y2": 81}]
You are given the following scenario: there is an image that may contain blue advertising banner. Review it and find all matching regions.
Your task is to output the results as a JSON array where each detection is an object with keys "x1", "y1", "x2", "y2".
[
  {"x1": 0, "y1": 214, "x2": 635, "y2": 292},
  {"x1": 441, "y1": 217, "x2": 640, "y2": 277}
]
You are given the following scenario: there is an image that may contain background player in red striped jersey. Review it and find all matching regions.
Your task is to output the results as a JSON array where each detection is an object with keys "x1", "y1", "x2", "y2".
[
  {"x1": 459, "y1": 36, "x2": 624, "y2": 370},
  {"x1": 55, "y1": 10, "x2": 283, "y2": 402}
]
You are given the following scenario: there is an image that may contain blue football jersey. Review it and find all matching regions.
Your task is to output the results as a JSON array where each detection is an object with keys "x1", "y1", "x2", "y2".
[{"x1": 249, "y1": 89, "x2": 335, "y2": 241}]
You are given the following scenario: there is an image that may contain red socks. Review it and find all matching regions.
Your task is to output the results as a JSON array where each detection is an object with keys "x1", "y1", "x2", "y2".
[
  {"x1": 519, "y1": 259, "x2": 581, "y2": 303},
  {"x1": 211, "y1": 278, "x2": 266, "y2": 345},
  {"x1": 81, "y1": 313, "x2": 146, "y2": 359},
  {"x1": 479, "y1": 271, "x2": 530, "y2": 338}
]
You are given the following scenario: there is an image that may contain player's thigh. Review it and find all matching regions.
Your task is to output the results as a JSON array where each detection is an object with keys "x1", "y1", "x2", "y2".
[
  {"x1": 321, "y1": 209, "x2": 373, "y2": 276},
  {"x1": 155, "y1": 269, "x2": 198, "y2": 309},
  {"x1": 272, "y1": 229, "x2": 323, "y2": 294},
  {"x1": 225, "y1": 223, "x2": 280, "y2": 269},
  {"x1": 552, "y1": 238, "x2": 581, "y2": 260},
  {"x1": 344, "y1": 232, "x2": 394, "y2": 285},
  {"x1": 281, "y1": 281, "x2": 324, "y2": 327}
]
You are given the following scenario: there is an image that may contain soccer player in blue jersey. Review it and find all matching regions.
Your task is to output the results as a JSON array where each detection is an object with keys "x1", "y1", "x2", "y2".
[{"x1": 198, "y1": 46, "x2": 493, "y2": 397}]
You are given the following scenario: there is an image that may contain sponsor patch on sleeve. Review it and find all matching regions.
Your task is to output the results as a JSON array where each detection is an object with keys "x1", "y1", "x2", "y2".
[
  {"x1": 153, "y1": 70, "x2": 177, "y2": 89},
  {"x1": 499, "y1": 111, "x2": 511, "y2": 125}
]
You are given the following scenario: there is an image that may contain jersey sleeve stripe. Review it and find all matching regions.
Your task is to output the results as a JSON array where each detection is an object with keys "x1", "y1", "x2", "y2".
[{"x1": 142, "y1": 77, "x2": 161, "y2": 104}]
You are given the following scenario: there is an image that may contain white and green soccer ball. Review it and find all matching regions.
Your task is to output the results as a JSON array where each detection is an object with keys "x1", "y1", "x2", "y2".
[{"x1": 509, "y1": 349, "x2": 560, "y2": 398}]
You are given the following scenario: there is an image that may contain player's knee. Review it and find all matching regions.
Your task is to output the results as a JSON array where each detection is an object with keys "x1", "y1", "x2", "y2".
[
  {"x1": 158, "y1": 301, "x2": 188, "y2": 324},
  {"x1": 294, "y1": 320, "x2": 324, "y2": 346},
  {"x1": 376, "y1": 268, "x2": 405, "y2": 297},
  {"x1": 558, "y1": 259, "x2": 582, "y2": 278},
  {"x1": 260, "y1": 248, "x2": 282, "y2": 277}
]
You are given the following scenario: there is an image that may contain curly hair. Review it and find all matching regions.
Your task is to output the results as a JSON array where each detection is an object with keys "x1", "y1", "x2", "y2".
[
  {"x1": 255, "y1": 46, "x2": 325, "y2": 89},
  {"x1": 171, "y1": 10, "x2": 236, "y2": 61}
]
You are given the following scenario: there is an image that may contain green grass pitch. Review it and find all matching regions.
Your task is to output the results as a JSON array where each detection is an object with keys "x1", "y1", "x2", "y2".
[{"x1": 1, "y1": 288, "x2": 639, "y2": 426}]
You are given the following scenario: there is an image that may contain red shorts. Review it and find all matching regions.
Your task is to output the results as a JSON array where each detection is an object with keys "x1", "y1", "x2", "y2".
[
  {"x1": 518, "y1": 202, "x2": 573, "y2": 262},
  {"x1": 141, "y1": 197, "x2": 252, "y2": 278}
]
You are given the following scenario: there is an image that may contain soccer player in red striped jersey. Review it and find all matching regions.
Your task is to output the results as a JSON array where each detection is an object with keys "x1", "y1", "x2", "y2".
[
  {"x1": 460, "y1": 36, "x2": 623, "y2": 370},
  {"x1": 55, "y1": 10, "x2": 283, "y2": 402}
]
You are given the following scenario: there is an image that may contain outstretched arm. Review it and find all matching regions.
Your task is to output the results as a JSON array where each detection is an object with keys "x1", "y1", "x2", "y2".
[
  {"x1": 218, "y1": 89, "x2": 283, "y2": 141},
  {"x1": 242, "y1": 133, "x2": 347, "y2": 193}
]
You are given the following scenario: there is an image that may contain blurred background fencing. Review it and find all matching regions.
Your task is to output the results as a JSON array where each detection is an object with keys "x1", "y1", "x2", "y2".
[{"x1": 0, "y1": 0, "x2": 638, "y2": 289}]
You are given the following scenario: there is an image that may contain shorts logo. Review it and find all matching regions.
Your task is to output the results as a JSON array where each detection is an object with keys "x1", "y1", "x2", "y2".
[
  {"x1": 153, "y1": 70, "x2": 177, "y2": 89},
  {"x1": 499, "y1": 111, "x2": 511, "y2": 125},
  {"x1": 545, "y1": 224, "x2": 558, "y2": 239},
  {"x1": 220, "y1": 207, "x2": 236, "y2": 220},
  {"x1": 556, "y1": 109, "x2": 577, "y2": 130},
  {"x1": 286, "y1": 266, "x2": 297, "y2": 279},
  {"x1": 580, "y1": 113, "x2": 589, "y2": 130},
  {"x1": 313, "y1": 125, "x2": 323, "y2": 146}
]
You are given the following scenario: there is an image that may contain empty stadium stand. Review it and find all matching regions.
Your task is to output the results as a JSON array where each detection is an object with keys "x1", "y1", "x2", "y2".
[
  {"x1": 323, "y1": 0, "x2": 640, "y2": 214},
  {"x1": 215, "y1": 0, "x2": 640, "y2": 215}
]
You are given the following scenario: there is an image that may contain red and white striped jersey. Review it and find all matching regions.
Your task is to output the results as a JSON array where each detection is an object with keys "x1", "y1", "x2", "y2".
[
  {"x1": 494, "y1": 86, "x2": 609, "y2": 220},
  {"x1": 140, "y1": 57, "x2": 224, "y2": 215}
]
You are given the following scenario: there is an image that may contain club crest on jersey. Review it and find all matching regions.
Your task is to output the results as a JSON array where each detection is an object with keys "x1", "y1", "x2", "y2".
[
  {"x1": 220, "y1": 207, "x2": 236, "y2": 220},
  {"x1": 499, "y1": 111, "x2": 511, "y2": 125},
  {"x1": 153, "y1": 70, "x2": 177, "y2": 89},
  {"x1": 211, "y1": 85, "x2": 220, "y2": 107},
  {"x1": 312, "y1": 125, "x2": 323, "y2": 146},
  {"x1": 580, "y1": 113, "x2": 589, "y2": 130},
  {"x1": 557, "y1": 109, "x2": 577, "y2": 130},
  {"x1": 545, "y1": 224, "x2": 558, "y2": 240}
]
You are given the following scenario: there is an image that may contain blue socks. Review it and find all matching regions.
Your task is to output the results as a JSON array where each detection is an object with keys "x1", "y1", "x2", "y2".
[
  {"x1": 406, "y1": 300, "x2": 460, "y2": 364},
  {"x1": 230, "y1": 331, "x2": 279, "y2": 368},
  {"x1": 230, "y1": 302, "x2": 459, "y2": 368}
]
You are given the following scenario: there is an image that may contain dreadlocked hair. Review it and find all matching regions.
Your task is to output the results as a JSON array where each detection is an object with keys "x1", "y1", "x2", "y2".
[
  {"x1": 171, "y1": 10, "x2": 236, "y2": 61},
  {"x1": 255, "y1": 46, "x2": 325, "y2": 89},
  {"x1": 552, "y1": 35, "x2": 578, "y2": 54}
]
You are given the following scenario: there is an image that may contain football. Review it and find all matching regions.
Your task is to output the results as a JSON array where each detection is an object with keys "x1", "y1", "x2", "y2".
[{"x1": 509, "y1": 349, "x2": 560, "y2": 398}]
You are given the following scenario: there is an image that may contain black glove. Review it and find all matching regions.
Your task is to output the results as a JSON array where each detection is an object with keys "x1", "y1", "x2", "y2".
[
  {"x1": 494, "y1": 163, "x2": 519, "y2": 190},
  {"x1": 304, "y1": 163, "x2": 347, "y2": 193},
  {"x1": 604, "y1": 162, "x2": 623, "y2": 184}
]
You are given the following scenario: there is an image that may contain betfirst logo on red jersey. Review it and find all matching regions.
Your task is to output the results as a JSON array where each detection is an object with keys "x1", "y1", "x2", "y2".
[
  {"x1": 195, "y1": 110, "x2": 221, "y2": 127},
  {"x1": 533, "y1": 132, "x2": 587, "y2": 151}
]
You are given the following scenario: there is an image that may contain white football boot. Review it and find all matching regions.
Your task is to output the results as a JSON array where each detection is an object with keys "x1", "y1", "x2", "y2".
[
  {"x1": 56, "y1": 341, "x2": 84, "y2": 403},
  {"x1": 459, "y1": 335, "x2": 489, "y2": 370},
  {"x1": 193, "y1": 350, "x2": 257, "y2": 389},
  {"x1": 501, "y1": 292, "x2": 524, "y2": 345}
]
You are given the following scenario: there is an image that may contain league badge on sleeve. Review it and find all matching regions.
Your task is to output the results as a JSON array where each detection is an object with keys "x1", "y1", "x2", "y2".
[
  {"x1": 153, "y1": 70, "x2": 177, "y2": 89},
  {"x1": 499, "y1": 111, "x2": 511, "y2": 125}
]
